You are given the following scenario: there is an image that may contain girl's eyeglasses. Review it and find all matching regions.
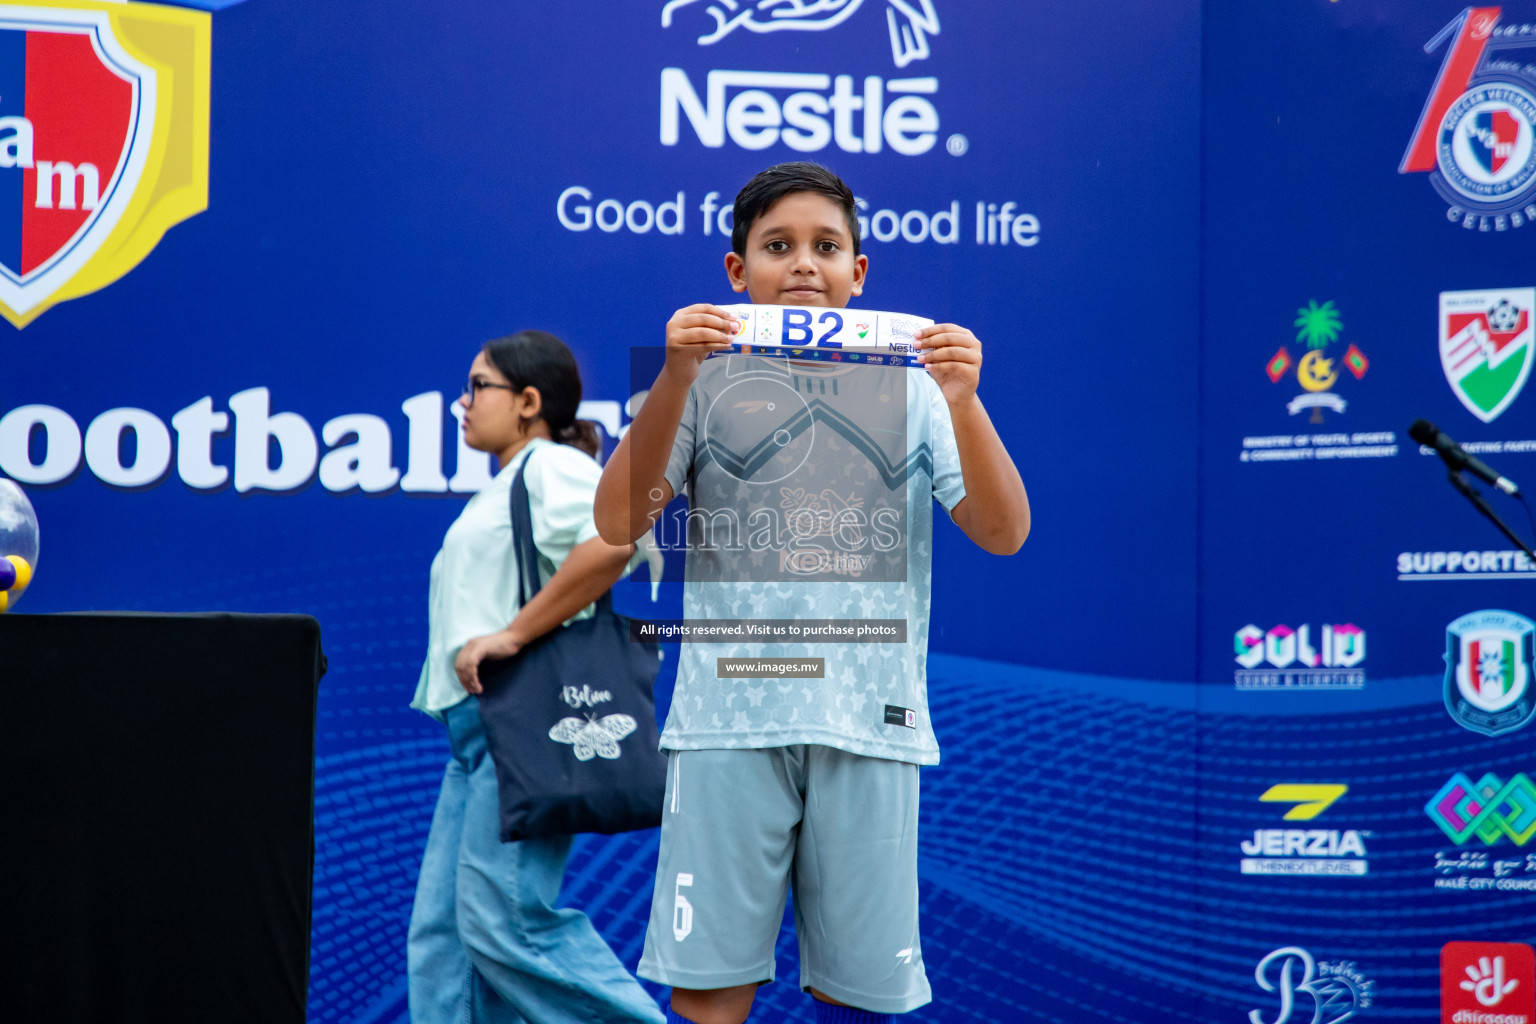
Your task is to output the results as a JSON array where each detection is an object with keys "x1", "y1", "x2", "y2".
[{"x1": 461, "y1": 380, "x2": 516, "y2": 407}]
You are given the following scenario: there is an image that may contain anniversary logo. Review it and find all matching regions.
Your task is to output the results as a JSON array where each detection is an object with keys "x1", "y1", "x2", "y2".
[{"x1": 1402, "y1": 6, "x2": 1536, "y2": 232}]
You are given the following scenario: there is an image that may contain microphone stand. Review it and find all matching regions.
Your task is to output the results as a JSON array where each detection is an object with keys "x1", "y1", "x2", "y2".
[{"x1": 1445, "y1": 469, "x2": 1536, "y2": 563}]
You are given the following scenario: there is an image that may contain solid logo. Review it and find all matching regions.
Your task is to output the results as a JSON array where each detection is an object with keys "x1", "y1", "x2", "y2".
[
  {"x1": 1266, "y1": 301, "x2": 1369, "y2": 422},
  {"x1": 1445, "y1": 610, "x2": 1536, "y2": 736},
  {"x1": 1234, "y1": 622, "x2": 1367, "y2": 690},
  {"x1": 1428, "y1": 771, "x2": 1536, "y2": 846},
  {"x1": 1442, "y1": 941, "x2": 1534, "y2": 1024},
  {"x1": 1249, "y1": 946, "x2": 1374, "y2": 1024},
  {"x1": 1241, "y1": 785, "x2": 1369, "y2": 877},
  {"x1": 0, "y1": 0, "x2": 212, "y2": 328},
  {"x1": 1402, "y1": 7, "x2": 1536, "y2": 231},
  {"x1": 1440, "y1": 288, "x2": 1535, "y2": 422}
]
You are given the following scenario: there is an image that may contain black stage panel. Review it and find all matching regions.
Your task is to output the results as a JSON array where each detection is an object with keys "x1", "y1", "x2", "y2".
[{"x1": 0, "y1": 613, "x2": 324, "y2": 1024}]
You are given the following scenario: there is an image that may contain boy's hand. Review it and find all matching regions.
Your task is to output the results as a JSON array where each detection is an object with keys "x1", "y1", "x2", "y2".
[
  {"x1": 916, "y1": 324, "x2": 983, "y2": 406},
  {"x1": 664, "y1": 304, "x2": 740, "y2": 383}
]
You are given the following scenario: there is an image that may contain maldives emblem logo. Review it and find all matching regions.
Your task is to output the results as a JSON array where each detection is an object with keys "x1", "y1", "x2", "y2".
[
  {"x1": 1445, "y1": 609, "x2": 1536, "y2": 737},
  {"x1": 0, "y1": 0, "x2": 211, "y2": 328},
  {"x1": 1265, "y1": 300, "x2": 1370, "y2": 423},
  {"x1": 1440, "y1": 287, "x2": 1535, "y2": 422},
  {"x1": 1402, "y1": 7, "x2": 1536, "y2": 231}
]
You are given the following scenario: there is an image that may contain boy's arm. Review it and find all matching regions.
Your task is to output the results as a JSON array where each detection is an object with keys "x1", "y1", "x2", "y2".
[
  {"x1": 594, "y1": 303, "x2": 740, "y2": 545},
  {"x1": 917, "y1": 323, "x2": 1031, "y2": 556}
]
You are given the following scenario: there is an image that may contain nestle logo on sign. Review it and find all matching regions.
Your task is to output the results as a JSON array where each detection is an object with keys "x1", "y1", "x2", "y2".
[{"x1": 660, "y1": 68, "x2": 939, "y2": 155}]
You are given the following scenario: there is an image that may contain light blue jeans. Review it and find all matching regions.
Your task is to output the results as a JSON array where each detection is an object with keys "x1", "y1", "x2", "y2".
[{"x1": 407, "y1": 697, "x2": 665, "y2": 1024}]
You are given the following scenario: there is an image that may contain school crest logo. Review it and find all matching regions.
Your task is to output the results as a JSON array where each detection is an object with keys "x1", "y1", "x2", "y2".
[
  {"x1": 0, "y1": 0, "x2": 212, "y2": 328},
  {"x1": 1445, "y1": 609, "x2": 1536, "y2": 737},
  {"x1": 1440, "y1": 288, "x2": 1535, "y2": 422},
  {"x1": 1401, "y1": 7, "x2": 1536, "y2": 231}
]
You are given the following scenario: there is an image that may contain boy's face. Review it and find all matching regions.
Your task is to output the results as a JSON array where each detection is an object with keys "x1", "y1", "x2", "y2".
[{"x1": 725, "y1": 191, "x2": 868, "y2": 307}]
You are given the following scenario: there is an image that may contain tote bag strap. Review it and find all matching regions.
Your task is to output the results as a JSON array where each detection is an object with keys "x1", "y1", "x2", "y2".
[{"x1": 508, "y1": 447, "x2": 614, "y2": 615}]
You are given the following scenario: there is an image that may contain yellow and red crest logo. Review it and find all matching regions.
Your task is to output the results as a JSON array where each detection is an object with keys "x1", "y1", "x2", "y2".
[{"x1": 0, "y1": 0, "x2": 209, "y2": 327}]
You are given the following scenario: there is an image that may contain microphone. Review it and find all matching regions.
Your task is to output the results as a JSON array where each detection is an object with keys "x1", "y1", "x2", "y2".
[{"x1": 1409, "y1": 419, "x2": 1520, "y2": 495}]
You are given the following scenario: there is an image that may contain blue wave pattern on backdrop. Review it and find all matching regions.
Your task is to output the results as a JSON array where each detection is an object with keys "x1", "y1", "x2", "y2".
[
  {"x1": 295, "y1": 649, "x2": 1508, "y2": 1023},
  {"x1": 5, "y1": 0, "x2": 1535, "y2": 1021}
]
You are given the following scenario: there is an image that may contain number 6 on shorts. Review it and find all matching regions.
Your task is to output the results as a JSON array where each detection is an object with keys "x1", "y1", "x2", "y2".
[{"x1": 673, "y1": 873, "x2": 694, "y2": 941}]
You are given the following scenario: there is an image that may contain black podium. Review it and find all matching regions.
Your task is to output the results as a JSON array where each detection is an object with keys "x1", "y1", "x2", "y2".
[{"x1": 0, "y1": 613, "x2": 324, "y2": 1024}]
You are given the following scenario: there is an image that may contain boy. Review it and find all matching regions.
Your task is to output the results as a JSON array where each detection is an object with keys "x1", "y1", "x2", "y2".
[{"x1": 594, "y1": 162, "x2": 1029, "y2": 1024}]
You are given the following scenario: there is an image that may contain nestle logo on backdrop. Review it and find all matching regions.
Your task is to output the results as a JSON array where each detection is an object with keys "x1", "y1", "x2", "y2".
[
  {"x1": 658, "y1": 1, "x2": 950, "y2": 156},
  {"x1": 1232, "y1": 623, "x2": 1367, "y2": 690},
  {"x1": 662, "y1": 0, "x2": 940, "y2": 67}
]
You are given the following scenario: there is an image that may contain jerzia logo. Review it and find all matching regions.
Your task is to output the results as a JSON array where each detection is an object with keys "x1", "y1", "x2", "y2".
[
  {"x1": 1240, "y1": 785, "x2": 1369, "y2": 877},
  {"x1": 1445, "y1": 609, "x2": 1536, "y2": 736},
  {"x1": 662, "y1": 0, "x2": 939, "y2": 68},
  {"x1": 0, "y1": 0, "x2": 212, "y2": 328},
  {"x1": 1402, "y1": 7, "x2": 1536, "y2": 231}
]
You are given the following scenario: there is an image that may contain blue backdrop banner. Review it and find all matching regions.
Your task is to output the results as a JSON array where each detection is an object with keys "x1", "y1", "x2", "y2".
[{"x1": 5, "y1": 1, "x2": 1533, "y2": 1021}]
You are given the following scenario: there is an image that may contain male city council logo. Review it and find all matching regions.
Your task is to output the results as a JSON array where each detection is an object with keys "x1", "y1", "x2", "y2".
[
  {"x1": 1265, "y1": 300, "x2": 1369, "y2": 422},
  {"x1": 0, "y1": 0, "x2": 212, "y2": 328},
  {"x1": 662, "y1": 0, "x2": 940, "y2": 67},
  {"x1": 1402, "y1": 6, "x2": 1536, "y2": 230},
  {"x1": 1445, "y1": 610, "x2": 1536, "y2": 737},
  {"x1": 1427, "y1": 771, "x2": 1536, "y2": 846},
  {"x1": 1440, "y1": 288, "x2": 1535, "y2": 422}
]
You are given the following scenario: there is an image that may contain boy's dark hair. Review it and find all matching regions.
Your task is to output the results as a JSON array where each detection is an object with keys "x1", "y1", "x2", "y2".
[
  {"x1": 731, "y1": 162, "x2": 861, "y2": 257},
  {"x1": 482, "y1": 330, "x2": 600, "y2": 458}
]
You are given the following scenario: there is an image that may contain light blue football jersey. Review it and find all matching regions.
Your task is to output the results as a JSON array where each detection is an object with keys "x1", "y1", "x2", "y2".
[{"x1": 661, "y1": 354, "x2": 965, "y2": 765}]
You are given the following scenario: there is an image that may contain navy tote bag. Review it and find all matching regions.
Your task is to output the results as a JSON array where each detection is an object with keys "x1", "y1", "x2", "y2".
[{"x1": 476, "y1": 453, "x2": 667, "y2": 842}]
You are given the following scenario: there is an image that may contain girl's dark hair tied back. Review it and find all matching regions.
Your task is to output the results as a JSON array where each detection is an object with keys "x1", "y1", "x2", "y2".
[{"x1": 481, "y1": 330, "x2": 601, "y2": 458}]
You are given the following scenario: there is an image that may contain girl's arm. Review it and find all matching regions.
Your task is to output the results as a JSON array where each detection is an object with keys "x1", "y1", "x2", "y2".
[{"x1": 453, "y1": 536, "x2": 635, "y2": 693}]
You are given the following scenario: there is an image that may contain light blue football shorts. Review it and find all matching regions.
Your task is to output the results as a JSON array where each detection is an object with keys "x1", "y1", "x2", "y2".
[{"x1": 637, "y1": 745, "x2": 931, "y2": 1014}]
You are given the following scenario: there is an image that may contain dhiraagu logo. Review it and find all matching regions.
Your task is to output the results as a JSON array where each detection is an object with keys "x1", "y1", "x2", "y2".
[{"x1": 0, "y1": 0, "x2": 213, "y2": 328}]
